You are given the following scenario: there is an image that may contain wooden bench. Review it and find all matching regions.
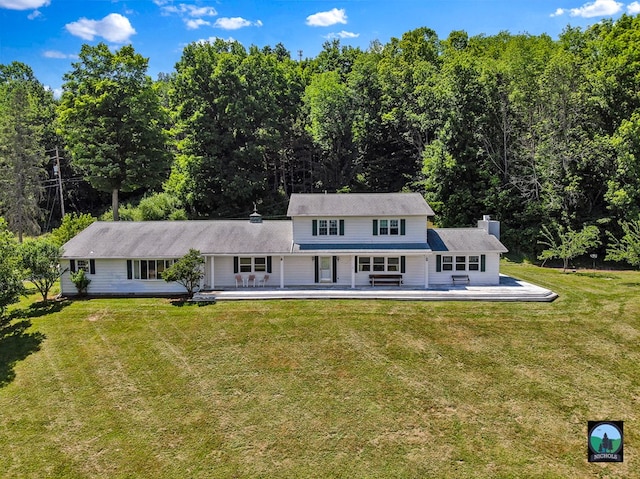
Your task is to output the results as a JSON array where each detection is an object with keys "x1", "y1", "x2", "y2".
[
  {"x1": 369, "y1": 274, "x2": 403, "y2": 286},
  {"x1": 451, "y1": 274, "x2": 470, "y2": 286}
]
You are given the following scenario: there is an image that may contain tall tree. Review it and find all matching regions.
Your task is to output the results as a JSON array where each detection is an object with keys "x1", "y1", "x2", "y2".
[
  {"x1": 57, "y1": 43, "x2": 171, "y2": 221},
  {"x1": 0, "y1": 77, "x2": 47, "y2": 241},
  {"x1": 0, "y1": 218, "x2": 23, "y2": 316}
]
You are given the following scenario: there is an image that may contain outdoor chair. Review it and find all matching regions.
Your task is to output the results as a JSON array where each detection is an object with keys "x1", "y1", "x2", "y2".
[
  {"x1": 258, "y1": 274, "x2": 269, "y2": 287},
  {"x1": 235, "y1": 274, "x2": 243, "y2": 288},
  {"x1": 248, "y1": 274, "x2": 256, "y2": 287}
]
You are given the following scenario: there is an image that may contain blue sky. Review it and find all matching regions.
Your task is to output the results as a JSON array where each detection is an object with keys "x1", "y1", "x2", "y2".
[{"x1": 1, "y1": 0, "x2": 639, "y2": 95}]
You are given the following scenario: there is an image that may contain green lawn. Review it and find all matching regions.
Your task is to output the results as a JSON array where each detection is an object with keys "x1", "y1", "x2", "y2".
[{"x1": 1, "y1": 262, "x2": 638, "y2": 478}]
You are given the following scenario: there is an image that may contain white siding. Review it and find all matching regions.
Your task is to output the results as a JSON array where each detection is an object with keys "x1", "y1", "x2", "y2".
[
  {"x1": 292, "y1": 216, "x2": 428, "y2": 244},
  {"x1": 428, "y1": 253, "x2": 501, "y2": 285},
  {"x1": 60, "y1": 259, "x2": 186, "y2": 296}
]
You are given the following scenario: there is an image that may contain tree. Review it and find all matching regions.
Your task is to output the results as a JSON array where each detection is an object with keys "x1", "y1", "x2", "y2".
[
  {"x1": 538, "y1": 223, "x2": 601, "y2": 271},
  {"x1": 0, "y1": 75, "x2": 48, "y2": 241},
  {"x1": 19, "y1": 238, "x2": 63, "y2": 303},
  {"x1": 0, "y1": 218, "x2": 23, "y2": 316},
  {"x1": 162, "y1": 249, "x2": 204, "y2": 297},
  {"x1": 57, "y1": 43, "x2": 171, "y2": 221},
  {"x1": 606, "y1": 219, "x2": 640, "y2": 268},
  {"x1": 50, "y1": 212, "x2": 96, "y2": 247}
]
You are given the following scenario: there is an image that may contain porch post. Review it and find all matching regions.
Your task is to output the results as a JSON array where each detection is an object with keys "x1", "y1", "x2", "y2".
[
  {"x1": 280, "y1": 256, "x2": 284, "y2": 289},
  {"x1": 210, "y1": 256, "x2": 215, "y2": 289},
  {"x1": 424, "y1": 255, "x2": 429, "y2": 289},
  {"x1": 351, "y1": 255, "x2": 356, "y2": 289}
]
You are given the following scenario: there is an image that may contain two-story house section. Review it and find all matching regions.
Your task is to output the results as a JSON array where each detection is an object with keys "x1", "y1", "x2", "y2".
[
  {"x1": 60, "y1": 192, "x2": 508, "y2": 296},
  {"x1": 286, "y1": 193, "x2": 435, "y2": 288}
]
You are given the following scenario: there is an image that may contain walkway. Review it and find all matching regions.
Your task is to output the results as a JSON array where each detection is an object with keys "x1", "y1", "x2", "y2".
[{"x1": 192, "y1": 275, "x2": 557, "y2": 302}]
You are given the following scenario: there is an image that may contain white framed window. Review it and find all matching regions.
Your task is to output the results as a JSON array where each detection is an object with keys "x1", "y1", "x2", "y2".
[
  {"x1": 375, "y1": 219, "x2": 403, "y2": 235},
  {"x1": 359, "y1": 256, "x2": 401, "y2": 272},
  {"x1": 456, "y1": 256, "x2": 466, "y2": 271},
  {"x1": 442, "y1": 256, "x2": 453, "y2": 271},
  {"x1": 468, "y1": 256, "x2": 480, "y2": 271},
  {"x1": 358, "y1": 257, "x2": 371, "y2": 272},
  {"x1": 77, "y1": 259, "x2": 89, "y2": 272},
  {"x1": 131, "y1": 259, "x2": 175, "y2": 280},
  {"x1": 319, "y1": 220, "x2": 328, "y2": 235},
  {"x1": 239, "y1": 257, "x2": 268, "y2": 273}
]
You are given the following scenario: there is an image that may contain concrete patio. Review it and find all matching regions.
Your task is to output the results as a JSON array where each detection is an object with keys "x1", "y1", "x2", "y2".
[{"x1": 192, "y1": 275, "x2": 558, "y2": 302}]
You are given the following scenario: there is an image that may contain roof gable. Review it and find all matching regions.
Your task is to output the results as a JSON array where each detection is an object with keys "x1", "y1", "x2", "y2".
[{"x1": 286, "y1": 193, "x2": 434, "y2": 217}]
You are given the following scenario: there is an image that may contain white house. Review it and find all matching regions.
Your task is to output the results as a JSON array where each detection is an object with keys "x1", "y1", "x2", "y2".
[{"x1": 60, "y1": 193, "x2": 507, "y2": 296}]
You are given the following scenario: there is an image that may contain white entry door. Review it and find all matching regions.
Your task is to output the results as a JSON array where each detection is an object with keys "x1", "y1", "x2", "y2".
[{"x1": 319, "y1": 256, "x2": 332, "y2": 282}]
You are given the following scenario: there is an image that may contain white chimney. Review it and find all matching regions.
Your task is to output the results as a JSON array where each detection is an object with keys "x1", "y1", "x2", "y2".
[{"x1": 478, "y1": 215, "x2": 500, "y2": 239}]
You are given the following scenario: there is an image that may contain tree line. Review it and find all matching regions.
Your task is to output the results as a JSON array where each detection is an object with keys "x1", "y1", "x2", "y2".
[{"x1": 2, "y1": 14, "x2": 640, "y2": 265}]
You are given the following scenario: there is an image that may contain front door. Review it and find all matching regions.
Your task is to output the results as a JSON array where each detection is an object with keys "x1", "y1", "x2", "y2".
[{"x1": 319, "y1": 256, "x2": 332, "y2": 283}]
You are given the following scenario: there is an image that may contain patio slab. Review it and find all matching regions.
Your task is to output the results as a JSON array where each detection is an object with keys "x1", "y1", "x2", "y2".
[{"x1": 192, "y1": 275, "x2": 558, "y2": 302}]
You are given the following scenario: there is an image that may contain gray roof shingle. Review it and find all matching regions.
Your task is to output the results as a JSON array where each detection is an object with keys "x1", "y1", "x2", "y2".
[
  {"x1": 427, "y1": 228, "x2": 508, "y2": 253},
  {"x1": 286, "y1": 193, "x2": 435, "y2": 217},
  {"x1": 62, "y1": 220, "x2": 293, "y2": 258}
]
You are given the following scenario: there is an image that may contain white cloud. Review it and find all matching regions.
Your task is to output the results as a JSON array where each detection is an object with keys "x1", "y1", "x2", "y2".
[
  {"x1": 306, "y1": 8, "x2": 347, "y2": 27},
  {"x1": 628, "y1": 1, "x2": 640, "y2": 13},
  {"x1": 325, "y1": 30, "x2": 360, "y2": 39},
  {"x1": 214, "y1": 17, "x2": 262, "y2": 30},
  {"x1": 42, "y1": 50, "x2": 78, "y2": 59},
  {"x1": 66, "y1": 13, "x2": 136, "y2": 43},
  {"x1": 185, "y1": 18, "x2": 210, "y2": 29},
  {"x1": 157, "y1": 2, "x2": 216, "y2": 17},
  {"x1": 0, "y1": 0, "x2": 49, "y2": 10},
  {"x1": 553, "y1": 0, "x2": 624, "y2": 18}
]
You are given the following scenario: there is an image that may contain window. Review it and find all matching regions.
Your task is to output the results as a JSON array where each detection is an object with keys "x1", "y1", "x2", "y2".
[
  {"x1": 442, "y1": 256, "x2": 453, "y2": 271},
  {"x1": 374, "y1": 218, "x2": 405, "y2": 235},
  {"x1": 358, "y1": 257, "x2": 371, "y2": 272},
  {"x1": 468, "y1": 256, "x2": 480, "y2": 271},
  {"x1": 329, "y1": 219, "x2": 338, "y2": 236},
  {"x1": 314, "y1": 219, "x2": 343, "y2": 236},
  {"x1": 373, "y1": 257, "x2": 385, "y2": 271},
  {"x1": 71, "y1": 259, "x2": 95, "y2": 274},
  {"x1": 319, "y1": 220, "x2": 328, "y2": 235},
  {"x1": 456, "y1": 256, "x2": 466, "y2": 271},
  {"x1": 359, "y1": 256, "x2": 401, "y2": 272},
  {"x1": 238, "y1": 257, "x2": 268, "y2": 273},
  {"x1": 130, "y1": 259, "x2": 175, "y2": 280}
]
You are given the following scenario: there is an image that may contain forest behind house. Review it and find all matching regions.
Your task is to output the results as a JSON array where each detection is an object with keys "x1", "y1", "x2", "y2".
[{"x1": 3, "y1": 14, "x2": 640, "y2": 262}]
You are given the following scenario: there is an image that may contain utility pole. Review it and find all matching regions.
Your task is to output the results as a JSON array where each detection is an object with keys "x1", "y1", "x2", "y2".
[
  {"x1": 298, "y1": 50, "x2": 303, "y2": 63},
  {"x1": 53, "y1": 146, "x2": 65, "y2": 217}
]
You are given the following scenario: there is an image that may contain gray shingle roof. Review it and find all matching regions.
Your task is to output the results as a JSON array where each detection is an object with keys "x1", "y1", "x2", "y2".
[
  {"x1": 287, "y1": 193, "x2": 435, "y2": 217},
  {"x1": 427, "y1": 228, "x2": 508, "y2": 253},
  {"x1": 62, "y1": 220, "x2": 293, "y2": 259}
]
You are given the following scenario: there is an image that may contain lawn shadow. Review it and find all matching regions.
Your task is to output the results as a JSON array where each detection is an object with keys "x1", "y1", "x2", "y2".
[
  {"x1": 169, "y1": 298, "x2": 216, "y2": 307},
  {"x1": 10, "y1": 299, "x2": 71, "y2": 320},
  {"x1": 0, "y1": 316, "x2": 46, "y2": 387}
]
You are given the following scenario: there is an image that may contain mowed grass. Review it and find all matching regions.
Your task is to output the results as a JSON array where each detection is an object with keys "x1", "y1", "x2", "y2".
[{"x1": 1, "y1": 262, "x2": 639, "y2": 478}]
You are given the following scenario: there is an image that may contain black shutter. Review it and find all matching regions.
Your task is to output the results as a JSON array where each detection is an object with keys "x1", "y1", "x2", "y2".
[
  {"x1": 127, "y1": 260, "x2": 132, "y2": 279},
  {"x1": 70, "y1": 259, "x2": 76, "y2": 273},
  {"x1": 314, "y1": 256, "x2": 319, "y2": 283},
  {"x1": 233, "y1": 256, "x2": 239, "y2": 274},
  {"x1": 436, "y1": 255, "x2": 441, "y2": 272},
  {"x1": 89, "y1": 259, "x2": 96, "y2": 275},
  {"x1": 400, "y1": 219, "x2": 406, "y2": 235},
  {"x1": 312, "y1": 219, "x2": 318, "y2": 236},
  {"x1": 354, "y1": 256, "x2": 358, "y2": 273},
  {"x1": 481, "y1": 254, "x2": 486, "y2": 272},
  {"x1": 332, "y1": 256, "x2": 338, "y2": 283},
  {"x1": 267, "y1": 256, "x2": 272, "y2": 273},
  {"x1": 401, "y1": 256, "x2": 406, "y2": 274},
  {"x1": 373, "y1": 219, "x2": 378, "y2": 236},
  {"x1": 339, "y1": 219, "x2": 345, "y2": 235}
]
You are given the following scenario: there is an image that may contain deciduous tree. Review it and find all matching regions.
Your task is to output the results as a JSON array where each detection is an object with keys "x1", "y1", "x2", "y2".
[
  {"x1": 58, "y1": 43, "x2": 171, "y2": 221},
  {"x1": 19, "y1": 237, "x2": 63, "y2": 303},
  {"x1": 162, "y1": 249, "x2": 204, "y2": 297}
]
